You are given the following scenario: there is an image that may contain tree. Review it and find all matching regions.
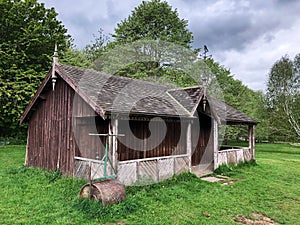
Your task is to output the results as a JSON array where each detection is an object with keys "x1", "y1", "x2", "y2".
[
  {"x1": 60, "y1": 46, "x2": 91, "y2": 68},
  {"x1": 112, "y1": 0, "x2": 193, "y2": 48},
  {"x1": 0, "y1": 0, "x2": 70, "y2": 71},
  {"x1": 205, "y1": 58, "x2": 270, "y2": 142},
  {"x1": 94, "y1": 0, "x2": 194, "y2": 80},
  {"x1": 266, "y1": 54, "x2": 300, "y2": 140},
  {"x1": 0, "y1": 0, "x2": 70, "y2": 137},
  {"x1": 83, "y1": 29, "x2": 110, "y2": 62}
]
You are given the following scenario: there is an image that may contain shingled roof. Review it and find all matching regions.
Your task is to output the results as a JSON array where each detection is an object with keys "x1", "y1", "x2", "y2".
[
  {"x1": 20, "y1": 64, "x2": 258, "y2": 125},
  {"x1": 208, "y1": 97, "x2": 258, "y2": 125}
]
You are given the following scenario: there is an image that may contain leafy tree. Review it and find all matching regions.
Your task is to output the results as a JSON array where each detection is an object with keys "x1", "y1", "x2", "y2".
[
  {"x1": 96, "y1": 39, "x2": 198, "y2": 83},
  {"x1": 0, "y1": 0, "x2": 70, "y2": 71},
  {"x1": 95, "y1": 0, "x2": 194, "y2": 80},
  {"x1": 113, "y1": 0, "x2": 193, "y2": 48},
  {"x1": 266, "y1": 54, "x2": 300, "y2": 140},
  {"x1": 60, "y1": 47, "x2": 91, "y2": 68},
  {"x1": 83, "y1": 29, "x2": 110, "y2": 62},
  {"x1": 89, "y1": 0, "x2": 268, "y2": 144},
  {"x1": 205, "y1": 58, "x2": 270, "y2": 142},
  {"x1": 0, "y1": 0, "x2": 70, "y2": 137}
]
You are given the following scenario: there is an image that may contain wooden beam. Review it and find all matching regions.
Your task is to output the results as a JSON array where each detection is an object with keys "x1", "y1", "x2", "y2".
[
  {"x1": 213, "y1": 119, "x2": 219, "y2": 170},
  {"x1": 248, "y1": 125, "x2": 255, "y2": 161},
  {"x1": 108, "y1": 121, "x2": 113, "y2": 174},
  {"x1": 111, "y1": 118, "x2": 119, "y2": 172},
  {"x1": 24, "y1": 129, "x2": 29, "y2": 166},
  {"x1": 186, "y1": 121, "x2": 192, "y2": 170},
  {"x1": 118, "y1": 153, "x2": 189, "y2": 164}
]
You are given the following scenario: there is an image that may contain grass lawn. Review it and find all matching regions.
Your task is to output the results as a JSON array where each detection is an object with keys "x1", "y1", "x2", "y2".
[{"x1": 0, "y1": 143, "x2": 299, "y2": 224}]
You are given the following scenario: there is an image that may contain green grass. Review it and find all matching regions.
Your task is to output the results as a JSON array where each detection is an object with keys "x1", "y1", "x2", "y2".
[{"x1": 0, "y1": 143, "x2": 300, "y2": 224}]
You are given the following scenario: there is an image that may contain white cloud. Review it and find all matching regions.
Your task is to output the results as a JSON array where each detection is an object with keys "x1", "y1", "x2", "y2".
[{"x1": 215, "y1": 18, "x2": 300, "y2": 91}]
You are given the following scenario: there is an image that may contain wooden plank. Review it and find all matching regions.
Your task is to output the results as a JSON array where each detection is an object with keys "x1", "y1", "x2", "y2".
[
  {"x1": 118, "y1": 154, "x2": 189, "y2": 164},
  {"x1": 186, "y1": 121, "x2": 192, "y2": 170},
  {"x1": 112, "y1": 118, "x2": 118, "y2": 171},
  {"x1": 213, "y1": 119, "x2": 219, "y2": 170},
  {"x1": 248, "y1": 125, "x2": 255, "y2": 160}
]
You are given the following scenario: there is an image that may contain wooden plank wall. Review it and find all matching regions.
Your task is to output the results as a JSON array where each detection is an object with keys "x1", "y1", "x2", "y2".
[
  {"x1": 73, "y1": 116, "x2": 108, "y2": 160},
  {"x1": 191, "y1": 112, "x2": 212, "y2": 166},
  {"x1": 26, "y1": 77, "x2": 76, "y2": 175},
  {"x1": 25, "y1": 76, "x2": 195, "y2": 175},
  {"x1": 117, "y1": 119, "x2": 187, "y2": 161}
]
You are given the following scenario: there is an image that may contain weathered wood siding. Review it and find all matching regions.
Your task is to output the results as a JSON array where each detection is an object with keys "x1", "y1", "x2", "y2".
[
  {"x1": 73, "y1": 116, "x2": 108, "y2": 160},
  {"x1": 191, "y1": 112, "x2": 213, "y2": 166},
  {"x1": 117, "y1": 119, "x2": 187, "y2": 161},
  {"x1": 26, "y1": 77, "x2": 76, "y2": 175},
  {"x1": 74, "y1": 154, "x2": 189, "y2": 186},
  {"x1": 216, "y1": 147, "x2": 252, "y2": 167}
]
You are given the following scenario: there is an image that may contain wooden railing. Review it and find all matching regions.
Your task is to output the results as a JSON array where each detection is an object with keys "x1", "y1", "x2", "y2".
[
  {"x1": 74, "y1": 154, "x2": 190, "y2": 186},
  {"x1": 118, "y1": 154, "x2": 189, "y2": 185},
  {"x1": 216, "y1": 147, "x2": 252, "y2": 168}
]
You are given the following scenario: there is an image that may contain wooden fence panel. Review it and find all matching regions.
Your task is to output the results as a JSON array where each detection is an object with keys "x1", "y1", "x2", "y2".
[
  {"x1": 236, "y1": 149, "x2": 244, "y2": 163},
  {"x1": 75, "y1": 155, "x2": 189, "y2": 185},
  {"x1": 117, "y1": 163, "x2": 138, "y2": 186},
  {"x1": 243, "y1": 148, "x2": 252, "y2": 161},
  {"x1": 227, "y1": 151, "x2": 237, "y2": 164},
  {"x1": 158, "y1": 158, "x2": 174, "y2": 181},
  {"x1": 174, "y1": 157, "x2": 189, "y2": 174},
  {"x1": 138, "y1": 160, "x2": 157, "y2": 184},
  {"x1": 216, "y1": 147, "x2": 252, "y2": 168}
]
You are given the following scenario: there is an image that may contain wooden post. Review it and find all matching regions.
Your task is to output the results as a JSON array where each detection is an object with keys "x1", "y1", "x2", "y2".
[
  {"x1": 156, "y1": 159, "x2": 159, "y2": 182},
  {"x1": 186, "y1": 120, "x2": 192, "y2": 171},
  {"x1": 24, "y1": 129, "x2": 29, "y2": 166},
  {"x1": 108, "y1": 121, "x2": 113, "y2": 174},
  {"x1": 213, "y1": 119, "x2": 219, "y2": 170},
  {"x1": 111, "y1": 118, "x2": 119, "y2": 172},
  {"x1": 248, "y1": 125, "x2": 255, "y2": 161}
]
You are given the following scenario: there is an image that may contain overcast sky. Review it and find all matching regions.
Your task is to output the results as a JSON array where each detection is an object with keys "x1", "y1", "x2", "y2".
[{"x1": 39, "y1": 0, "x2": 300, "y2": 91}]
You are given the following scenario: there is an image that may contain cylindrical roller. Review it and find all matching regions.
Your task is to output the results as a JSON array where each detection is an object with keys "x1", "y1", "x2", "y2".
[{"x1": 78, "y1": 179, "x2": 126, "y2": 206}]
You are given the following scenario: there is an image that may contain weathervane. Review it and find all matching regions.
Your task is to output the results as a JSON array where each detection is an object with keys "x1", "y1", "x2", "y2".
[{"x1": 198, "y1": 45, "x2": 212, "y2": 60}]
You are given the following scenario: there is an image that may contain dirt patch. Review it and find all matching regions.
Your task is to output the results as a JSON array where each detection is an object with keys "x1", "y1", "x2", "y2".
[
  {"x1": 201, "y1": 176, "x2": 225, "y2": 182},
  {"x1": 201, "y1": 175, "x2": 240, "y2": 186},
  {"x1": 221, "y1": 179, "x2": 239, "y2": 185},
  {"x1": 234, "y1": 213, "x2": 278, "y2": 225}
]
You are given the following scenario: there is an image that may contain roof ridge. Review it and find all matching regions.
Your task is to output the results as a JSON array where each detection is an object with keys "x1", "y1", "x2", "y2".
[
  {"x1": 167, "y1": 85, "x2": 203, "y2": 92},
  {"x1": 59, "y1": 63, "x2": 174, "y2": 89}
]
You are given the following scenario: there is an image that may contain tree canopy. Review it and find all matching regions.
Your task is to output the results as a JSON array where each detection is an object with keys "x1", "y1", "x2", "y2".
[
  {"x1": 266, "y1": 54, "x2": 300, "y2": 140},
  {"x1": 0, "y1": 0, "x2": 70, "y2": 137},
  {"x1": 112, "y1": 0, "x2": 193, "y2": 48},
  {"x1": 0, "y1": 0, "x2": 278, "y2": 144},
  {"x1": 93, "y1": 0, "x2": 196, "y2": 81}
]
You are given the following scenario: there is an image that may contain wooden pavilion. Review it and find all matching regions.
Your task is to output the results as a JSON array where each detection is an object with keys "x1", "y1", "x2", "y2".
[{"x1": 20, "y1": 53, "x2": 257, "y2": 185}]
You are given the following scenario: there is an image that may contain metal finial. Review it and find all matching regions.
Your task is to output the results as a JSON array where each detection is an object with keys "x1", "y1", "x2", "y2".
[
  {"x1": 53, "y1": 43, "x2": 58, "y2": 64},
  {"x1": 52, "y1": 43, "x2": 58, "y2": 90},
  {"x1": 201, "y1": 45, "x2": 211, "y2": 111}
]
